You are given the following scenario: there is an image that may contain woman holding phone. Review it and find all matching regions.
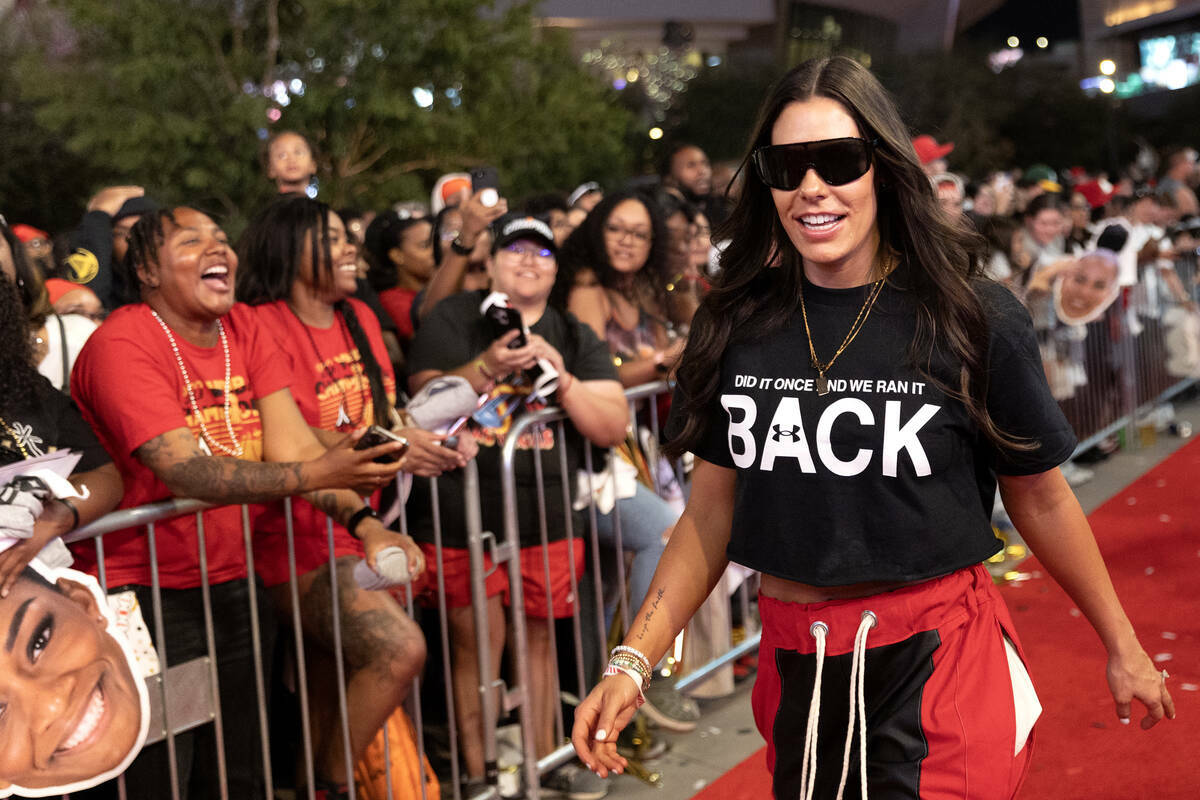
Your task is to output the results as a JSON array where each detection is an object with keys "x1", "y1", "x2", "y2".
[
  {"x1": 70, "y1": 205, "x2": 412, "y2": 799},
  {"x1": 237, "y1": 194, "x2": 474, "y2": 796}
]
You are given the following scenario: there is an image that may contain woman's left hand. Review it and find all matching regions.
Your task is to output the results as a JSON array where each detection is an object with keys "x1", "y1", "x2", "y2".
[
  {"x1": 526, "y1": 333, "x2": 566, "y2": 375},
  {"x1": 360, "y1": 520, "x2": 425, "y2": 581},
  {"x1": 396, "y1": 427, "x2": 469, "y2": 476},
  {"x1": 1107, "y1": 646, "x2": 1176, "y2": 729},
  {"x1": 0, "y1": 504, "x2": 73, "y2": 598}
]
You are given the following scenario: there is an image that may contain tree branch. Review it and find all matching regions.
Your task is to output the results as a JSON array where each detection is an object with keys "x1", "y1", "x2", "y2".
[
  {"x1": 261, "y1": 0, "x2": 280, "y2": 87},
  {"x1": 195, "y1": 22, "x2": 239, "y2": 95}
]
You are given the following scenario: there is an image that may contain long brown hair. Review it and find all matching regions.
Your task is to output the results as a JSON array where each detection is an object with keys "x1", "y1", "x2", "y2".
[{"x1": 666, "y1": 56, "x2": 1029, "y2": 458}]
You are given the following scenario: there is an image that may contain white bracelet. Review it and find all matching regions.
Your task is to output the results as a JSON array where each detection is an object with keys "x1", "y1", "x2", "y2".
[
  {"x1": 603, "y1": 664, "x2": 647, "y2": 708},
  {"x1": 611, "y1": 645, "x2": 653, "y2": 673}
]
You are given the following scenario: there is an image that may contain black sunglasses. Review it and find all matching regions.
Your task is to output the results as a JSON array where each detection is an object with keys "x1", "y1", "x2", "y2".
[{"x1": 752, "y1": 137, "x2": 877, "y2": 190}]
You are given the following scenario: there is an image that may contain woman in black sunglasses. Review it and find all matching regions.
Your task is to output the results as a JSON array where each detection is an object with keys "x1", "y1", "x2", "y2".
[{"x1": 574, "y1": 56, "x2": 1172, "y2": 799}]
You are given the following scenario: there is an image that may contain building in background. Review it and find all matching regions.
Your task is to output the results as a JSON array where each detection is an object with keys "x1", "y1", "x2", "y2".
[{"x1": 1080, "y1": 0, "x2": 1200, "y2": 98}]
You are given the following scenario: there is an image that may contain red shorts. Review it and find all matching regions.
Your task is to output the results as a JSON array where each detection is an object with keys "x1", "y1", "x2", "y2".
[
  {"x1": 751, "y1": 564, "x2": 1036, "y2": 800},
  {"x1": 415, "y1": 539, "x2": 584, "y2": 619}
]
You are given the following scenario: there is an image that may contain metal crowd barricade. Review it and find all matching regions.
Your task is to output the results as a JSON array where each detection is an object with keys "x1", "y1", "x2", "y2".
[
  {"x1": 1046, "y1": 288, "x2": 1197, "y2": 457},
  {"x1": 491, "y1": 380, "x2": 761, "y2": 798},
  {"x1": 58, "y1": 463, "x2": 495, "y2": 800}
]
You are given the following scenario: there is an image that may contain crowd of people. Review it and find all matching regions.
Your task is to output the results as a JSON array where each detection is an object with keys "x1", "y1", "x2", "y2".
[{"x1": 0, "y1": 61, "x2": 1195, "y2": 799}]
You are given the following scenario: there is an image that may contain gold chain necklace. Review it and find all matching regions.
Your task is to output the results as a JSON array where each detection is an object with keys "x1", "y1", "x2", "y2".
[
  {"x1": 0, "y1": 414, "x2": 30, "y2": 459},
  {"x1": 798, "y1": 261, "x2": 892, "y2": 396}
]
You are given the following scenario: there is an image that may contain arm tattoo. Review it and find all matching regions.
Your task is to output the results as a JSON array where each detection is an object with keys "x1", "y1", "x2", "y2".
[
  {"x1": 634, "y1": 587, "x2": 665, "y2": 642},
  {"x1": 304, "y1": 489, "x2": 360, "y2": 525},
  {"x1": 136, "y1": 429, "x2": 311, "y2": 504}
]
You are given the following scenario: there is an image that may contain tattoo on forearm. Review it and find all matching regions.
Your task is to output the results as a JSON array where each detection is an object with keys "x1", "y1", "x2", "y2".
[
  {"x1": 305, "y1": 490, "x2": 357, "y2": 525},
  {"x1": 635, "y1": 587, "x2": 665, "y2": 642},
  {"x1": 137, "y1": 431, "x2": 312, "y2": 503},
  {"x1": 161, "y1": 457, "x2": 308, "y2": 504}
]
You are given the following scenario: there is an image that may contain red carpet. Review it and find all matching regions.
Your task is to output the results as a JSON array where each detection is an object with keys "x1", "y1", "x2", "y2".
[
  {"x1": 1010, "y1": 438, "x2": 1200, "y2": 799},
  {"x1": 695, "y1": 438, "x2": 1200, "y2": 800},
  {"x1": 694, "y1": 746, "x2": 772, "y2": 800}
]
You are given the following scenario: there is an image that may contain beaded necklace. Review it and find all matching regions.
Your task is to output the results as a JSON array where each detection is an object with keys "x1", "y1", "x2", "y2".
[{"x1": 150, "y1": 310, "x2": 245, "y2": 457}]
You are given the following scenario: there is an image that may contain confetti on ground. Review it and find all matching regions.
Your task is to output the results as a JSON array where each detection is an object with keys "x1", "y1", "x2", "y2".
[
  {"x1": 1069, "y1": 608, "x2": 1082, "y2": 617},
  {"x1": 1154, "y1": 653, "x2": 1174, "y2": 662},
  {"x1": 1127, "y1": 497, "x2": 1138, "y2": 505},
  {"x1": 1162, "y1": 632, "x2": 1178, "y2": 640},
  {"x1": 1160, "y1": 514, "x2": 1172, "y2": 523},
  {"x1": 1181, "y1": 683, "x2": 1198, "y2": 692},
  {"x1": 1146, "y1": 567, "x2": 1156, "y2": 575}
]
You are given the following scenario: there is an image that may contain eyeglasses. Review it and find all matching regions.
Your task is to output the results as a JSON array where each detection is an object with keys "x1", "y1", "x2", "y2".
[
  {"x1": 752, "y1": 137, "x2": 876, "y2": 190},
  {"x1": 502, "y1": 242, "x2": 554, "y2": 260},
  {"x1": 603, "y1": 222, "x2": 651, "y2": 244}
]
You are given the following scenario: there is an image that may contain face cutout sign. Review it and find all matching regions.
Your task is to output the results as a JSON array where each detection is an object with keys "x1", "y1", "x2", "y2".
[
  {"x1": 1053, "y1": 250, "x2": 1121, "y2": 326},
  {"x1": 0, "y1": 553, "x2": 150, "y2": 797}
]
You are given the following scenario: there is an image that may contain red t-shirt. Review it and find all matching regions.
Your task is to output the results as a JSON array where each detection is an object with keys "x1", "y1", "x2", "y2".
[
  {"x1": 249, "y1": 299, "x2": 397, "y2": 586},
  {"x1": 378, "y1": 287, "x2": 418, "y2": 342},
  {"x1": 70, "y1": 303, "x2": 291, "y2": 589}
]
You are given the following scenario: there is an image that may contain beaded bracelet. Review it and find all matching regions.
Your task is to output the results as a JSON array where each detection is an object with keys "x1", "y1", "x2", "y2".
[
  {"x1": 609, "y1": 652, "x2": 651, "y2": 681},
  {"x1": 611, "y1": 645, "x2": 653, "y2": 674},
  {"x1": 609, "y1": 657, "x2": 651, "y2": 690}
]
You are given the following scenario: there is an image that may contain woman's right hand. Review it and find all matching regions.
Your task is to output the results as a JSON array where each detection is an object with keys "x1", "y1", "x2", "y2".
[
  {"x1": 460, "y1": 189, "x2": 509, "y2": 241},
  {"x1": 311, "y1": 429, "x2": 408, "y2": 494},
  {"x1": 571, "y1": 674, "x2": 642, "y2": 778},
  {"x1": 481, "y1": 329, "x2": 540, "y2": 379}
]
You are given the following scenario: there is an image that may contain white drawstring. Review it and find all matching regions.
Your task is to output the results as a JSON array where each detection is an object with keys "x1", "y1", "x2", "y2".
[
  {"x1": 799, "y1": 621, "x2": 828, "y2": 800},
  {"x1": 835, "y1": 610, "x2": 877, "y2": 800}
]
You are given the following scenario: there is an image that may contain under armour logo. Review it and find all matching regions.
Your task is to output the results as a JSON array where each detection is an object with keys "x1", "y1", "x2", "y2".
[{"x1": 771, "y1": 424, "x2": 803, "y2": 442}]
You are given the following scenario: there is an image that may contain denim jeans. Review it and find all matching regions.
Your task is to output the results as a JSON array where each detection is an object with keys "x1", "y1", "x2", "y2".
[{"x1": 594, "y1": 482, "x2": 678, "y2": 630}]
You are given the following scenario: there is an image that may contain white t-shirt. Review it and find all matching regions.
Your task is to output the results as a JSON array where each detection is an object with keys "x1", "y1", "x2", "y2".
[{"x1": 37, "y1": 313, "x2": 99, "y2": 391}]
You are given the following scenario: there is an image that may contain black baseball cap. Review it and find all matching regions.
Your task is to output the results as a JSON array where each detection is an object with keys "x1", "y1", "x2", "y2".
[{"x1": 491, "y1": 213, "x2": 556, "y2": 254}]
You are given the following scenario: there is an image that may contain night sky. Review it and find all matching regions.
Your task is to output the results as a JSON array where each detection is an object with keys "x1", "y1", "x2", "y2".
[{"x1": 962, "y1": 0, "x2": 1081, "y2": 45}]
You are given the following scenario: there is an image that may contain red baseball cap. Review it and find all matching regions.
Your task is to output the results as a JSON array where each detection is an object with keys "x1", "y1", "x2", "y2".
[
  {"x1": 10, "y1": 223, "x2": 49, "y2": 243},
  {"x1": 1075, "y1": 179, "x2": 1115, "y2": 209},
  {"x1": 911, "y1": 135, "x2": 954, "y2": 165}
]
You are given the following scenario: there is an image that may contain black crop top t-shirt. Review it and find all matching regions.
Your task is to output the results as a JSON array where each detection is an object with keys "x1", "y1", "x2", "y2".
[{"x1": 669, "y1": 273, "x2": 1076, "y2": 586}]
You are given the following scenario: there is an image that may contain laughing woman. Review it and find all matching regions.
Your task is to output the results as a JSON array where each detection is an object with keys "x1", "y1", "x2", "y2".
[
  {"x1": 573, "y1": 57, "x2": 1172, "y2": 800},
  {"x1": 237, "y1": 194, "x2": 471, "y2": 795},
  {"x1": 70, "y1": 206, "x2": 412, "y2": 799}
]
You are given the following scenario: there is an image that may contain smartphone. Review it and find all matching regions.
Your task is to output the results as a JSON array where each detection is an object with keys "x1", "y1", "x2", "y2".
[
  {"x1": 469, "y1": 166, "x2": 499, "y2": 193},
  {"x1": 353, "y1": 425, "x2": 408, "y2": 463},
  {"x1": 482, "y1": 301, "x2": 527, "y2": 349},
  {"x1": 441, "y1": 415, "x2": 470, "y2": 449}
]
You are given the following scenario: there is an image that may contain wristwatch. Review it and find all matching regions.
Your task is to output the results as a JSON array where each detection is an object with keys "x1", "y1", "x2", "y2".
[
  {"x1": 450, "y1": 234, "x2": 475, "y2": 256},
  {"x1": 347, "y1": 506, "x2": 380, "y2": 540}
]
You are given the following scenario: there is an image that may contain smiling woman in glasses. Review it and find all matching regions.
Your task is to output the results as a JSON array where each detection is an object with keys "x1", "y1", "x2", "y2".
[{"x1": 574, "y1": 56, "x2": 1173, "y2": 799}]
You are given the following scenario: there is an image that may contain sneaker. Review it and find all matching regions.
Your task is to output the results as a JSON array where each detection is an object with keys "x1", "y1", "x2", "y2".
[
  {"x1": 540, "y1": 762, "x2": 610, "y2": 800},
  {"x1": 1060, "y1": 461, "x2": 1095, "y2": 487},
  {"x1": 640, "y1": 674, "x2": 701, "y2": 732}
]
